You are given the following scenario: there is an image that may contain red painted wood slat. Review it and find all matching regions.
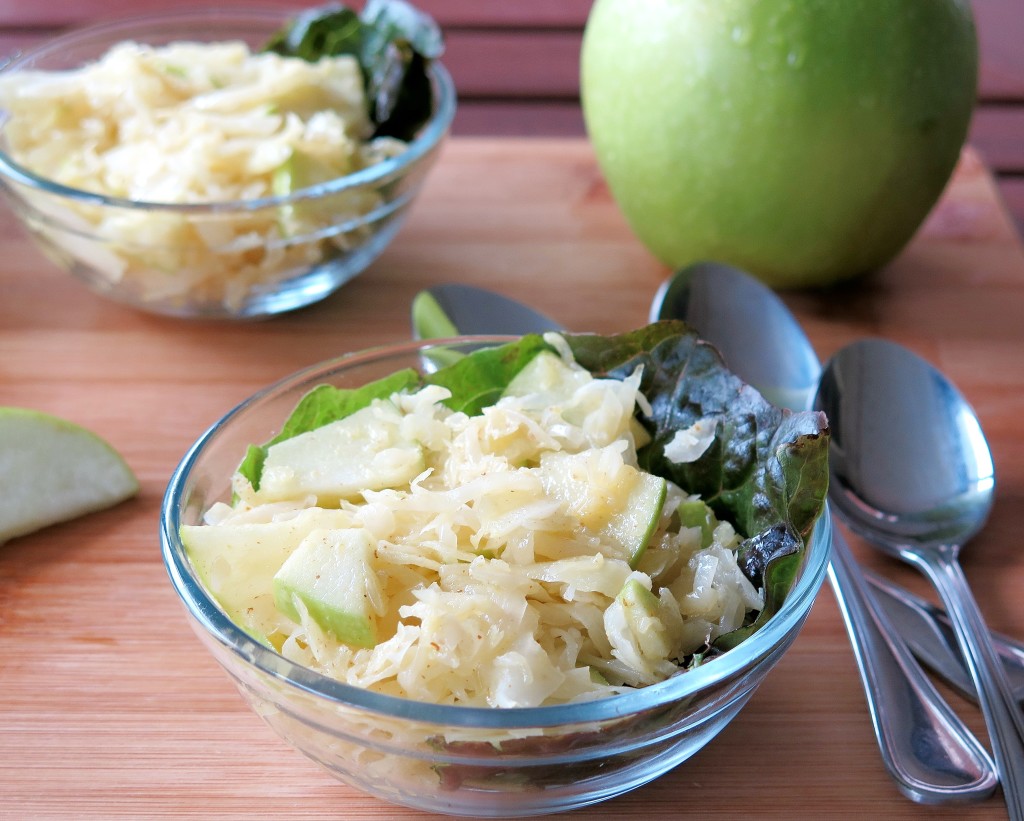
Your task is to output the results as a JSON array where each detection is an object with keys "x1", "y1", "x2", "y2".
[
  {"x1": 973, "y1": 0, "x2": 1024, "y2": 100},
  {"x1": 0, "y1": 0, "x2": 595, "y2": 29},
  {"x1": 998, "y1": 177, "x2": 1024, "y2": 235},
  {"x1": 455, "y1": 101, "x2": 585, "y2": 137},
  {"x1": 971, "y1": 106, "x2": 1024, "y2": 174},
  {"x1": 0, "y1": 0, "x2": 1021, "y2": 100}
]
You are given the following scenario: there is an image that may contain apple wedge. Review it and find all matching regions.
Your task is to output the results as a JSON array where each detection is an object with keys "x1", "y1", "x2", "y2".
[{"x1": 0, "y1": 407, "x2": 138, "y2": 543}]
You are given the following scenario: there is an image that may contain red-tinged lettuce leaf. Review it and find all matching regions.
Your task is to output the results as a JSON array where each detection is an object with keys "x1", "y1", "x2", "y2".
[
  {"x1": 565, "y1": 321, "x2": 828, "y2": 537},
  {"x1": 263, "y1": 0, "x2": 443, "y2": 140},
  {"x1": 359, "y1": 0, "x2": 442, "y2": 138},
  {"x1": 565, "y1": 320, "x2": 829, "y2": 648},
  {"x1": 714, "y1": 524, "x2": 803, "y2": 651}
]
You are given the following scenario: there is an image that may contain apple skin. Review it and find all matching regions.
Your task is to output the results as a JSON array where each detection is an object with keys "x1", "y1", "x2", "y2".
[{"x1": 580, "y1": 0, "x2": 978, "y2": 288}]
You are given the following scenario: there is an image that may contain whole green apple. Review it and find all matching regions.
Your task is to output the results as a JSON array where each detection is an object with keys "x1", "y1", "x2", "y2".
[{"x1": 580, "y1": 0, "x2": 978, "y2": 288}]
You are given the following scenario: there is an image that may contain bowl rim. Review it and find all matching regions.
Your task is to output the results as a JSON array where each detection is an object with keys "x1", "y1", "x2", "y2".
[
  {"x1": 0, "y1": 6, "x2": 457, "y2": 213},
  {"x1": 160, "y1": 334, "x2": 833, "y2": 730}
]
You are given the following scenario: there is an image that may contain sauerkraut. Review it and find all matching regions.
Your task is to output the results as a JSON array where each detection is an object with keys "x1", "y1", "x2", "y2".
[
  {"x1": 183, "y1": 338, "x2": 765, "y2": 708},
  {"x1": 0, "y1": 41, "x2": 406, "y2": 309}
]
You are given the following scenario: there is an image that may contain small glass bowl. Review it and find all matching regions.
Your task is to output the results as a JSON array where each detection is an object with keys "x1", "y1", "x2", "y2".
[
  {"x1": 0, "y1": 9, "x2": 456, "y2": 318},
  {"x1": 160, "y1": 336, "x2": 832, "y2": 817}
]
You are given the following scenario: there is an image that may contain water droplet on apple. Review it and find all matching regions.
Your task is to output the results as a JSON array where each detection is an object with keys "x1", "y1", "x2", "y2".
[{"x1": 731, "y1": 25, "x2": 752, "y2": 45}]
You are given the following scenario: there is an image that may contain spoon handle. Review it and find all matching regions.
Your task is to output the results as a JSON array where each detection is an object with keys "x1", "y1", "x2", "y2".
[
  {"x1": 827, "y1": 525, "x2": 997, "y2": 803},
  {"x1": 913, "y1": 551, "x2": 1024, "y2": 820},
  {"x1": 867, "y1": 570, "x2": 1024, "y2": 704}
]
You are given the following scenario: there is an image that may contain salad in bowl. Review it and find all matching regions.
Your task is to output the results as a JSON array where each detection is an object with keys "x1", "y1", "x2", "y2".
[{"x1": 162, "y1": 322, "x2": 830, "y2": 815}]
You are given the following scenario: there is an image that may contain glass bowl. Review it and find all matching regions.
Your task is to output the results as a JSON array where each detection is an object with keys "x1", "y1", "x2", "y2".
[
  {"x1": 160, "y1": 336, "x2": 832, "y2": 817},
  {"x1": 0, "y1": 9, "x2": 456, "y2": 319}
]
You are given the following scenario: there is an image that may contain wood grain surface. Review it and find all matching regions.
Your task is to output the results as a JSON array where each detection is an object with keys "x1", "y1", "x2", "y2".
[{"x1": 1, "y1": 138, "x2": 1023, "y2": 819}]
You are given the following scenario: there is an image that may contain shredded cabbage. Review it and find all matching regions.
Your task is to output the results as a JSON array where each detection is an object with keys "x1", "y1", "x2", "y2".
[
  {"x1": 187, "y1": 343, "x2": 763, "y2": 707},
  {"x1": 0, "y1": 41, "x2": 406, "y2": 309}
]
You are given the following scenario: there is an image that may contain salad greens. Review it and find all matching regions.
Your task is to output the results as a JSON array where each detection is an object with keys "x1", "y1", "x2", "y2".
[
  {"x1": 264, "y1": 0, "x2": 444, "y2": 140},
  {"x1": 565, "y1": 322, "x2": 830, "y2": 645},
  {"x1": 425, "y1": 335, "x2": 551, "y2": 415},
  {"x1": 235, "y1": 321, "x2": 829, "y2": 656},
  {"x1": 238, "y1": 334, "x2": 551, "y2": 491}
]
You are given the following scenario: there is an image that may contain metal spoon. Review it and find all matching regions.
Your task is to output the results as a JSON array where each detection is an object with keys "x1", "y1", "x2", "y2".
[
  {"x1": 818, "y1": 338, "x2": 1024, "y2": 818},
  {"x1": 412, "y1": 275, "x2": 998, "y2": 802},
  {"x1": 650, "y1": 261, "x2": 997, "y2": 803}
]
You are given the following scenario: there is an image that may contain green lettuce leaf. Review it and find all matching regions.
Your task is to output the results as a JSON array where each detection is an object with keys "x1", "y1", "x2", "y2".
[{"x1": 423, "y1": 335, "x2": 550, "y2": 415}]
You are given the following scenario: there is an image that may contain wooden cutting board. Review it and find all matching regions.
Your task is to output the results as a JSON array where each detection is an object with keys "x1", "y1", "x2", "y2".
[{"x1": 1, "y1": 138, "x2": 1022, "y2": 819}]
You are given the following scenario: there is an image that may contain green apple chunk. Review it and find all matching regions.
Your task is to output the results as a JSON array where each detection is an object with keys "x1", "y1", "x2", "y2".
[
  {"x1": 273, "y1": 527, "x2": 382, "y2": 648},
  {"x1": 503, "y1": 350, "x2": 591, "y2": 402},
  {"x1": 0, "y1": 407, "x2": 138, "y2": 544},
  {"x1": 410, "y1": 290, "x2": 460, "y2": 340},
  {"x1": 581, "y1": 0, "x2": 978, "y2": 287},
  {"x1": 503, "y1": 350, "x2": 651, "y2": 447},
  {"x1": 272, "y1": 148, "x2": 343, "y2": 197},
  {"x1": 616, "y1": 577, "x2": 673, "y2": 659},
  {"x1": 257, "y1": 401, "x2": 425, "y2": 505},
  {"x1": 272, "y1": 148, "x2": 350, "y2": 237},
  {"x1": 538, "y1": 449, "x2": 666, "y2": 567},
  {"x1": 677, "y1": 499, "x2": 719, "y2": 548},
  {"x1": 181, "y1": 507, "x2": 354, "y2": 637}
]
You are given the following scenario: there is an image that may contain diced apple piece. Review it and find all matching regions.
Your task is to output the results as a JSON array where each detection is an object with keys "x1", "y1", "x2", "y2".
[
  {"x1": 617, "y1": 577, "x2": 674, "y2": 659},
  {"x1": 525, "y1": 554, "x2": 633, "y2": 598},
  {"x1": 272, "y1": 148, "x2": 345, "y2": 197},
  {"x1": 272, "y1": 148, "x2": 346, "y2": 236},
  {"x1": 503, "y1": 350, "x2": 591, "y2": 401},
  {"x1": 258, "y1": 402, "x2": 425, "y2": 505},
  {"x1": 273, "y1": 527, "x2": 382, "y2": 648},
  {"x1": 630, "y1": 416, "x2": 652, "y2": 449},
  {"x1": 677, "y1": 499, "x2": 719, "y2": 548},
  {"x1": 410, "y1": 290, "x2": 459, "y2": 340},
  {"x1": 605, "y1": 471, "x2": 666, "y2": 566},
  {"x1": 181, "y1": 507, "x2": 354, "y2": 636},
  {"x1": 538, "y1": 448, "x2": 666, "y2": 567}
]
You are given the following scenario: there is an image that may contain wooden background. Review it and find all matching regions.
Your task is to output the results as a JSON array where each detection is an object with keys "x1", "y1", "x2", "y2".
[
  {"x1": 2, "y1": 137, "x2": 1023, "y2": 820},
  {"x1": 0, "y1": 0, "x2": 1022, "y2": 236},
  {"x1": 2, "y1": 3, "x2": 1024, "y2": 820}
]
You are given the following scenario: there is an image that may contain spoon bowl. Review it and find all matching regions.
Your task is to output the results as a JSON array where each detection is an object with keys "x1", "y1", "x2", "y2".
[{"x1": 818, "y1": 338, "x2": 995, "y2": 548}]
